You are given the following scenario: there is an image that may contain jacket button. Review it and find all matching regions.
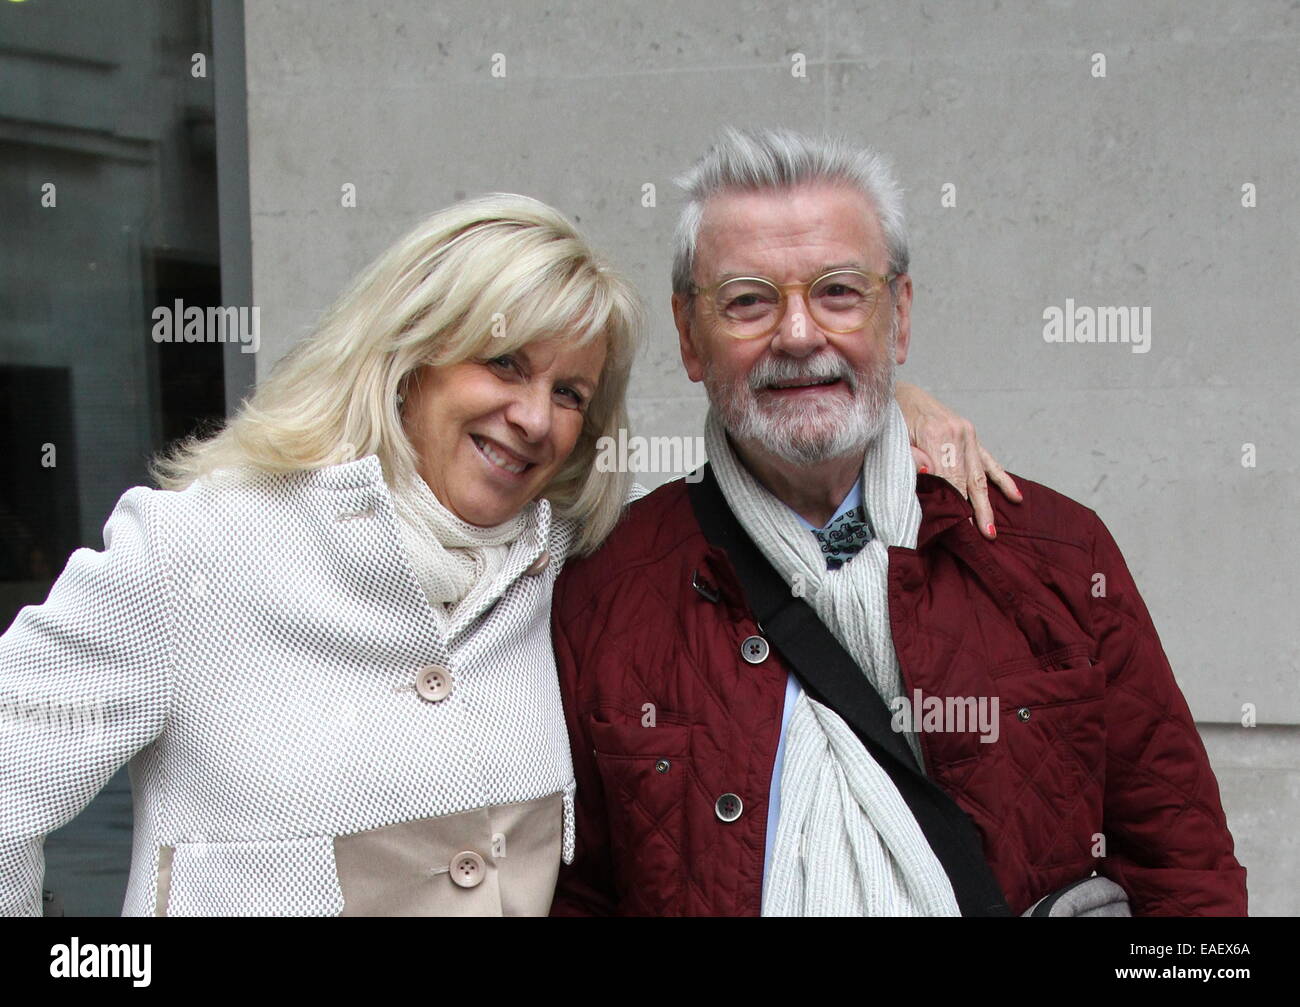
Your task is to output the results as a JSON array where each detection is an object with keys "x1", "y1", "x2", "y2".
[
  {"x1": 740, "y1": 636, "x2": 769, "y2": 664},
  {"x1": 524, "y1": 549, "x2": 551, "y2": 576},
  {"x1": 1016, "y1": 707, "x2": 1032, "y2": 722},
  {"x1": 416, "y1": 664, "x2": 453, "y2": 702},
  {"x1": 450, "y1": 850, "x2": 485, "y2": 888},
  {"x1": 655, "y1": 759, "x2": 671, "y2": 774},
  {"x1": 715, "y1": 793, "x2": 743, "y2": 822}
]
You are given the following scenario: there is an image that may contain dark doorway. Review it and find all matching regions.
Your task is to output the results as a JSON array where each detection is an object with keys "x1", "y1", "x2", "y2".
[{"x1": 146, "y1": 254, "x2": 227, "y2": 451}]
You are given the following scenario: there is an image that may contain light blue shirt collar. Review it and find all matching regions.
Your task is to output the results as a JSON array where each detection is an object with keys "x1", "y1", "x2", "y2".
[{"x1": 788, "y1": 479, "x2": 863, "y2": 532}]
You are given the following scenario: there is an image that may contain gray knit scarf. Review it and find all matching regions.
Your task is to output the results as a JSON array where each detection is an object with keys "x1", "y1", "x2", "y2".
[{"x1": 704, "y1": 403, "x2": 959, "y2": 917}]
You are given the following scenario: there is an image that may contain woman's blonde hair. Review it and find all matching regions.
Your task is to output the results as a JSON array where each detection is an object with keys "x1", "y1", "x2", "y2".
[{"x1": 151, "y1": 194, "x2": 644, "y2": 554}]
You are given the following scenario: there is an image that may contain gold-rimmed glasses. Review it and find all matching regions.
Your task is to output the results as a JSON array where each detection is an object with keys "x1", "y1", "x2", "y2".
[{"x1": 690, "y1": 268, "x2": 898, "y2": 340}]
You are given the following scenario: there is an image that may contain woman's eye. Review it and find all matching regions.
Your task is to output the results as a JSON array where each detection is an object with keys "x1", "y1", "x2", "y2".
[
  {"x1": 555, "y1": 386, "x2": 585, "y2": 409},
  {"x1": 487, "y1": 354, "x2": 518, "y2": 373}
]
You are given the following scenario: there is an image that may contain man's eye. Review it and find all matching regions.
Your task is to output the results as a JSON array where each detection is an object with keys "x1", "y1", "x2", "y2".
[{"x1": 727, "y1": 292, "x2": 776, "y2": 309}]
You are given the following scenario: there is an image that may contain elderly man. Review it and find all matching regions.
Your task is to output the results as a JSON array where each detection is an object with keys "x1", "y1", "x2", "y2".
[{"x1": 550, "y1": 128, "x2": 1246, "y2": 917}]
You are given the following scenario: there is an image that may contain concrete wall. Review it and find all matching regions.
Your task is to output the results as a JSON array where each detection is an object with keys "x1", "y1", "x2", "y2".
[{"x1": 241, "y1": 0, "x2": 1299, "y2": 914}]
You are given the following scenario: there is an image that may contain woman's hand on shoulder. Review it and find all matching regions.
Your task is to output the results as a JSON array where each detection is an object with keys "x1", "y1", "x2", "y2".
[{"x1": 895, "y1": 381, "x2": 1022, "y2": 540}]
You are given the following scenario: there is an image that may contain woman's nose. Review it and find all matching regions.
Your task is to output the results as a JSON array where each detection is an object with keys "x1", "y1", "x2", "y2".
[{"x1": 504, "y1": 380, "x2": 553, "y2": 442}]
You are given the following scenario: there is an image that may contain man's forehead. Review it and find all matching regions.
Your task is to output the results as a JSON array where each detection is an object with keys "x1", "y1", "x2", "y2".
[
  {"x1": 694, "y1": 183, "x2": 885, "y2": 274},
  {"x1": 709, "y1": 260, "x2": 869, "y2": 283}
]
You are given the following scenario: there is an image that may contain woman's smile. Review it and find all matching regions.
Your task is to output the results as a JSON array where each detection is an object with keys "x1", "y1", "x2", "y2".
[{"x1": 471, "y1": 433, "x2": 534, "y2": 477}]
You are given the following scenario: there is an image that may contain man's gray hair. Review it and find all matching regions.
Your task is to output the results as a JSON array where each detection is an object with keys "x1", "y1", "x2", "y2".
[{"x1": 671, "y1": 126, "x2": 909, "y2": 296}]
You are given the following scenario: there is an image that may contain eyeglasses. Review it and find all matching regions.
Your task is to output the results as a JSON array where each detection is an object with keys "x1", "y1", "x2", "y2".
[{"x1": 690, "y1": 268, "x2": 898, "y2": 340}]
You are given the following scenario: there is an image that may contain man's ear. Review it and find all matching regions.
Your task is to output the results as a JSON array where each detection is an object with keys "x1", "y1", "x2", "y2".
[
  {"x1": 673, "y1": 293, "x2": 706, "y2": 383},
  {"x1": 892, "y1": 274, "x2": 913, "y2": 366}
]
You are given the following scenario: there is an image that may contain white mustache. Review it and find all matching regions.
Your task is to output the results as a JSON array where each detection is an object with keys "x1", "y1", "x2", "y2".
[{"x1": 747, "y1": 353, "x2": 857, "y2": 391}]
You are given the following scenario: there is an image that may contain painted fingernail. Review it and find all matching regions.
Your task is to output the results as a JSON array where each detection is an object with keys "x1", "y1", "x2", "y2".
[
  {"x1": 987, "y1": 523, "x2": 997, "y2": 538},
  {"x1": 919, "y1": 466, "x2": 929, "y2": 474}
]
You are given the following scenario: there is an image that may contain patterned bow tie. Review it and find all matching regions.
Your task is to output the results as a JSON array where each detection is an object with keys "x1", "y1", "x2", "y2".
[{"x1": 812, "y1": 504, "x2": 874, "y2": 570}]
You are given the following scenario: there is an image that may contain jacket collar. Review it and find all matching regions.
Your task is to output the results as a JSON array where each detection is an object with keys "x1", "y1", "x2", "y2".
[
  {"x1": 913, "y1": 472, "x2": 976, "y2": 550},
  {"x1": 302, "y1": 453, "x2": 389, "y2": 491},
  {"x1": 304, "y1": 454, "x2": 553, "y2": 637}
]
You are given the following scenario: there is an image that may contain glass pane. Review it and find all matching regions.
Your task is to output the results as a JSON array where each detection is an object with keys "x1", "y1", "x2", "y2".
[{"x1": 0, "y1": 0, "x2": 220, "y2": 916}]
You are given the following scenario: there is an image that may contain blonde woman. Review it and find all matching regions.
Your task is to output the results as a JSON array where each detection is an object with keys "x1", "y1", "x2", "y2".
[{"x1": 0, "y1": 194, "x2": 1006, "y2": 916}]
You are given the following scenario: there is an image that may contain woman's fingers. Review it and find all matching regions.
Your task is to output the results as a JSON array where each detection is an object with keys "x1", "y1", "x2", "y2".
[
  {"x1": 895, "y1": 383, "x2": 1020, "y2": 541},
  {"x1": 964, "y1": 433, "x2": 997, "y2": 538},
  {"x1": 927, "y1": 418, "x2": 977, "y2": 499},
  {"x1": 981, "y1": 445, "x2": 1022, "y2": 503}
]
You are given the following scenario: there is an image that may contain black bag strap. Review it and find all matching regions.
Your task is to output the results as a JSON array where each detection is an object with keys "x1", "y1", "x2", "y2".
[{"x1": 688, "y1": 464, "x2": 1012, "y2": 917}]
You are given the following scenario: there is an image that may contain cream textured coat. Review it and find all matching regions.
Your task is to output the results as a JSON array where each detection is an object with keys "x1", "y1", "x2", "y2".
[{"x1": 0, "y1": 456, "x2": 579, "y2": 916}]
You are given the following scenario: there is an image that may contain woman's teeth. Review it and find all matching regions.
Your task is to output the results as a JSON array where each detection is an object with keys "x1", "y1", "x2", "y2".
[{"x1": 474, "y1": 435, "x2": 528, "y2": 474}]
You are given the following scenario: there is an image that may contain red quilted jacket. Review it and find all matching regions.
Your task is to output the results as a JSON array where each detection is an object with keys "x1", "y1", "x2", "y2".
[{"x1": 550, "y1": 471, "x2": 1247, "y2": 916}]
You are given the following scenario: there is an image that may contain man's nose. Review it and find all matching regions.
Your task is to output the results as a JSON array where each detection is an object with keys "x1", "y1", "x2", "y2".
[{"x1": 769, "y1": 290, "x2": 827, "y2": 357}]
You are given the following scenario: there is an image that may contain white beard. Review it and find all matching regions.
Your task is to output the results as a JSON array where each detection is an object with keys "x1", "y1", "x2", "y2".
[{"x1": 704, "y1": 320, "x2": 898, "y2": 466}]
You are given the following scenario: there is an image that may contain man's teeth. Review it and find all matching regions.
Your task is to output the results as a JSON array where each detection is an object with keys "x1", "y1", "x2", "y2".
[
  {"x1": 770, "y1": 376, "x2": 839, "y2": 389},
  {"x1": 474, "y1": 436, "x2": 528, "y2": 474}
]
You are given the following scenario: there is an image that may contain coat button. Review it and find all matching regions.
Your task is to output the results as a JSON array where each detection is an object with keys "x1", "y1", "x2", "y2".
[
  {"x1": 1016, "y1": 707, "x2": 1032, "y2": 722},
  {"x1": 450, "y1": 850, "x2": 485, "y2": 888},
  {"x1": 655, "y1": 759, "x2": 671, "y2": 774},
  {"x1": 416, "y1": 664, "x2": 453, "y2": 702},
  {"x1": 740, "y1": 636, "x2": 769, "y2": 664},
  {"x1": 524, "y1": 550, "x2": 551, "y2": 576},
  {"x1": 715, "y1": 793, "x2": 743, "y2": 822}
]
